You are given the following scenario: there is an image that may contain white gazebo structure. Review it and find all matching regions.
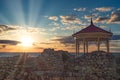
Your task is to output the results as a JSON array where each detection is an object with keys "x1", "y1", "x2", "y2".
[{"x1": 72, "y1": 19, "x2": 113, "y2": 55}]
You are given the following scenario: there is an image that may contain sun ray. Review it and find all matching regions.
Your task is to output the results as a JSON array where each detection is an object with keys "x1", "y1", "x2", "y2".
[
  {"x1": 28, "y1": 0, "x2": 42, "y2": 27},
  {"x1": 4, "y1": 0, "x2": 26, "y2": 25}
]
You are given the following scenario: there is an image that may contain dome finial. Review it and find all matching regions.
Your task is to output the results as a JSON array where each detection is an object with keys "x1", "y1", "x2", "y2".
[
  {"x1": 91, "y1": 17, "x2": 93, "y2": 25},
  {"x1": 91, "y1": 18, "x2": 93, "y2": 24},
  {"x1": 90, "y1": 12, "x2": 93, "y2": 25}
]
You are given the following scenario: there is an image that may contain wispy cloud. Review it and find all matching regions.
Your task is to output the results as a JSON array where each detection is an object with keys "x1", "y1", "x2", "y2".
[
  {"x1": 110, "y1": 40, "x2": 120, "y2": 52},
  {"x1": 99, "y1": 25, "x2": 107, "y2": 29},
  {"x1": 108, "y1": 11, "x2": 120, "y2": 23},
  {"x1": 49, "y1": 22, "x2": 59, "y2": 27},
  {"x1": 51, "y1": 36, "x2": 75, "y2": 51},
  {"x1": 0, "y1": 40, "x2": 20, "y2": 45},
  {"x1": 84, "y1": 13, "x2": 99, "y2": 19},
  {"x1": 52, "y1": 36, "x2": 74, "y2": 45},
  {"x1": 0, "y1": 25, "x2": 16, "y2": 33},
  {"x1": 74, "y1": 8, "x2": 86, "y2": 12},
  {"x1": 95, "y1": 7, "x2": 113, "y2": 12},
  {"x1": 34, "y1": 47, "x2": 45, "y2": 49},
  {"x1": 117, "y1": 8, "x2": 120, "y2": 11},
  {"x1": 93, "y1": 10, "x2": 120, "y2": 24},
  {"x1": 48, "y1": 16, "x2": 58, "y2": 21},
  {"x1": 49, "y1": 22, "x2": 60, "y2": 31},
  {"x1": 25, "y1": 27, "x2": 46, "y2": 34},
  {"x1": 61, "y1": 26, "x2": 80, "y2": 30},
  {"x1": 52, "y1": 22, "x2": 59, "y2": 27},
  {"x1": 84, "y1": 15, "x2": 91, "y2": 19},
  {"x1": 94, "y1": 16, "x2": 109, "y2": 23},
  {"x1": 40, "y1": 42, "x2": 53, "y2": 45},
  {"x1": 50, "y1": 27, "x2": 60, "y2": 31},
  {"x1": 60, "y1": 15, "x2": 81, "y2": 25}
]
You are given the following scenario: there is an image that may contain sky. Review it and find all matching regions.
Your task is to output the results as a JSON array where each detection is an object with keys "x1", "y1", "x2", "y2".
[{"x1": 0, "y1": 0, "x2": 120, "y2": 52}]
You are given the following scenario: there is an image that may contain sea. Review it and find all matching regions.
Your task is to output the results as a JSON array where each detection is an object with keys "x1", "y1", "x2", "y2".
[
  {"x1": 0, "y1": 52, "x2": 120, "y2": 57},
  {"x1": 0, "y1": 52, "x2": 41, "y2": 57}
]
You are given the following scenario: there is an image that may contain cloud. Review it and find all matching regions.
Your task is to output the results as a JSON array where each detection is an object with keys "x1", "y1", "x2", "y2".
[
  {"x1": 93, "y1": 11, "x2": 120, "y2": 24},
  {"x1": 53, "y1": 22, "x2": 59, "y2": 27},
  {"x1": 92, "y1": 13, "x2": 99, "y2": 17},
  {"x1": 94, "y1": 16, "x2": 109, "y2": 23},
  {"x1": 50, "y1": 27, "x2": 60, "y2": 31},
  {"x1": 14, "y1": 26, "x2": 48, "y2": 35},
  {"x1": 49, "y1": 22, "x2": 59, "y2": 27},
  {"x1": 60, "y1": 15, "x2": 81, "y2": 25},
  {"x1": 110, "y1": 40, "x2": 120, "y2": 47},
  {"x1": 84, "y1": 13, "x2": 99, "y2": 19},
  {"x1": 95, "y1": 7, "x2": 113, "y2": 12},
  {"x1": 108, "y1": 11, "x2": 120, "y2": 23},
  {"x1": 52, "y1": 36, "x2": 74, "y2": 44},
  {"x1": 48, "y1": 16, "x2": 58, "y2": 21},
  {"x1": 52, "y1": 22, "x2": 59, "y2": 27},
  {"x1": 33, "y1": 42, "x2": 54, "y2": 47},
  {"x1": 99, "y1": 25, "x2": 107, "y2": 29},
  {"x1": 0, "y1": 40, "x2": 20, "y2": 45},
  {"x1": 74, "y1": 8, "x2": 86, "y2": 12},
  {"x1": 61, "y1": 26, "x2": 80, "y2": 30},
  {"x1": 34, "y1": 47, "x2": 45, "y2": 49},
  {"x1": 110, "y1": 47, "x2": 120, "y2": 52},
  {"x1": 26, "y1": 28, "x2": 38, "y2": 33},
  {"x1": 0, "y1": 25, "x2": 16, "y2": 33},
  {"x1": 48, "y1": 22, "x2": 60, "y2": 31},
  {"x1": 40, "y1": 42, "x2": 53, "y2": 45},
  {"x1": 110, "y1": 40, "x2": 120, "y2": 52},
  {"x1": 84, "y1": 15, "x2": 91, "y2": 19},
  {"x1": 26, "y1": 27, "x2": 46, "y2": 34},
  {"x1": 117, "y1": 8, "x2": 120, "y2": 11},
  {"x1": 0, "y1": 45, "x2": 6, "y2": 49}
]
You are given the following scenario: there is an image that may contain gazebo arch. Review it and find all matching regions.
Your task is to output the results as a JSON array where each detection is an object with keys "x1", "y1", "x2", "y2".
[{"x1": 72, "y1": 18, "x2": 113, "y2": 55}]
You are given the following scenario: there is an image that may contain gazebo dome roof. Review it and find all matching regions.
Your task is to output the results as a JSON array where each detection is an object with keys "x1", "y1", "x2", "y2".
[{"x1": 73, "y1": 19, "x2": 113, "y2": 36}]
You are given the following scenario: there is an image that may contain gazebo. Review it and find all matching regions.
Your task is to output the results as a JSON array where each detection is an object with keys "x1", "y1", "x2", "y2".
[{"x1": 72, "y1": 19, "x2": 113, "y2": 55}]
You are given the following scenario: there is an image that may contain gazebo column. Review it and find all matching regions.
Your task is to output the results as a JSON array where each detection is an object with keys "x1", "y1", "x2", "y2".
[
  {"x1": 79, "y1": 41, "x2": 80, "y2": 54},
  {"x1": 75, "y1": 39, "x2": 78, "y2": 55},
  {"x1": 77, "y1": 40, "x2": 79, "y2": 55},
  {"x1": 106, "y1": 39, "x2": 109, "y2": 53},
  {"x1": 97, "y1": 37, "x2": 100, "y2": 51},
  {"x1": 75, "y1": 39, "x2": 79, "y2": 56},
  {"x1": 83, "y1": 39, "x2": 86, "y2": 54},
  {"x1": 86, "y1": 39, "x2": 88, "y2": 53}
]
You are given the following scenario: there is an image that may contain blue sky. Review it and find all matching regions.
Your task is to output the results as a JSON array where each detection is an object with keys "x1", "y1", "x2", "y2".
[
  {"x1": 0, "y1": 0, "x2": 120, "y2": 32},
  {"x1": 0, "y1": 0, "x2": 120, "y2": 52}
]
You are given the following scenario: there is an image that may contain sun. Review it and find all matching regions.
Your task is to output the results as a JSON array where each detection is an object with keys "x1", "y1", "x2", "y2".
[{"x1": 20, "y1": 37, "x2": 34, "y2": 47}]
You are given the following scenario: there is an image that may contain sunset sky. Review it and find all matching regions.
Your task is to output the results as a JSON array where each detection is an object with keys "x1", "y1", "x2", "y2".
[{"x1": 0, "y1": 0, "x2": 120, "y2": 52}]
